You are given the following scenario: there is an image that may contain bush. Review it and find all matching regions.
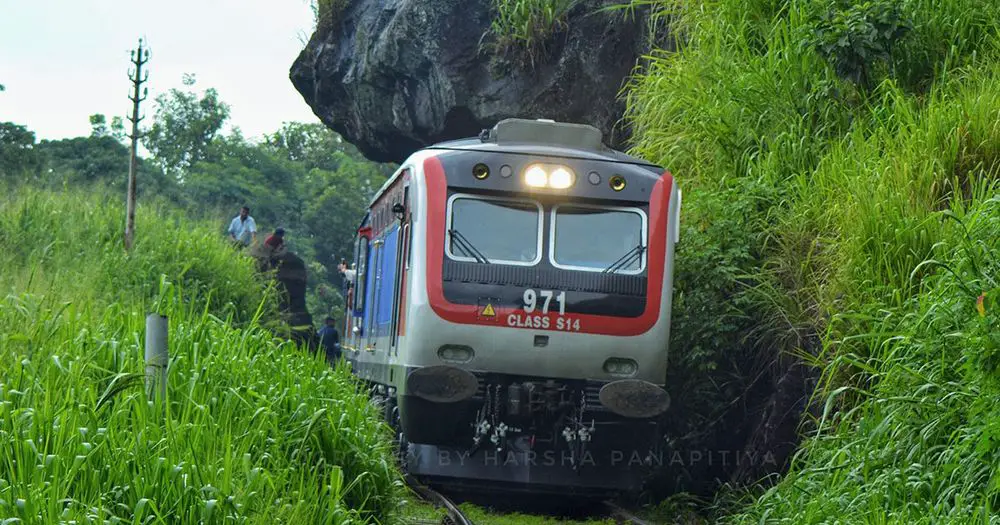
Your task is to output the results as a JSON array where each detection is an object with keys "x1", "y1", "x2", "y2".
[{"x1": 619, "y1": 0, "x2": 1000, "y2": 518}]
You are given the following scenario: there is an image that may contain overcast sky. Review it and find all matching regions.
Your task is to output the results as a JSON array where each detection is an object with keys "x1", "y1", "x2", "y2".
[{"x1": 0, "y1": 0, "x2": 321, "y2": 142}]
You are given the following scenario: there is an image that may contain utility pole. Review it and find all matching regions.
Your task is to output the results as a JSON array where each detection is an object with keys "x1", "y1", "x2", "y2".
[{"x1": 125, "y1": 38, "x2": 150, "y2": 253}]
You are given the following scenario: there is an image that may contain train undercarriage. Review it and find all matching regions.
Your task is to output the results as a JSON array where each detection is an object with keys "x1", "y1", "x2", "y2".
[{"x1": 370, "y1": 369, "x2": 668, "y2": 496}]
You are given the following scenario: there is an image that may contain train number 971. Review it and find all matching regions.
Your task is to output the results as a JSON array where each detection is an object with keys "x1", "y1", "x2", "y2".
[
  {"x1": 523, "y1": 289, "x2": 566, "y2": 315},
  {"x1": 518, "y1": 289, "x2": 581, "y2": 332}
]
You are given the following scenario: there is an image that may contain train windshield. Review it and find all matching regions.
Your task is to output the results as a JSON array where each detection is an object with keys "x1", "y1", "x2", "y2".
[
  {"x1": 447, "y1": 196, "x2": 541, "y2": 265},
  {"x1": 551, "y1": 206, "x2": 646, "y2": 273}
]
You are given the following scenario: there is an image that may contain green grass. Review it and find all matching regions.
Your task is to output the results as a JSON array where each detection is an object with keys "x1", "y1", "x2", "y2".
[
  {"x1": 455, "y1": 504, "x2": 615, "y2": 525},
  {"x1": 615, "y1": 0, "x2": 1000, "y2": 521},
  {"x1": 720, "y1": 68, "x2": 1000, "y2": 525},
  {"x1": 0, "y1": 185, "x2": 402, "y2": 523},
  {"x1": 485, "y1": 0, "x2": 584, "y2": 67},
  {"x1": 312, "y1": 0, "x2": 350, "y2": 32}
]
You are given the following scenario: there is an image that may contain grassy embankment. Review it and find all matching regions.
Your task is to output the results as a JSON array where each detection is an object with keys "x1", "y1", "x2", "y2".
[
  {"x1": 488, "y1": 0, "x2": 1000, "y2": 522},
  {"x1": 0, "y1": 186, "x2": 402, "y2": 523},
  {"x1": 619, "y1": 0, "x2": 1000, "y2": 522}
]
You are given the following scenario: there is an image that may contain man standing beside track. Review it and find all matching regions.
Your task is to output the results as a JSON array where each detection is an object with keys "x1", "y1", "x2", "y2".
[
  {"x1": 228, "y1": 206, "x2": 257, "y2": 248},
  {"x1": 318, "y1": 316, "x2": 341, "y2": 364}
]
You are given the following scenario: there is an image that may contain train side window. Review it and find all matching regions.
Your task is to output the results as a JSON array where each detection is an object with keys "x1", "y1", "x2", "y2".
[
  {"x1": 548, "y1": 204, "x2": 647, "y2": 273},
  {"x1": 445, "y1": 194, "x2": 543, "y2": 266}
]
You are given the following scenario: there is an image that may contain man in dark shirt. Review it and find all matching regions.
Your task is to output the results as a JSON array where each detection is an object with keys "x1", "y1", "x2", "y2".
[{"x1": 317, "y1": 316, "x2": 341, "y2": 364}]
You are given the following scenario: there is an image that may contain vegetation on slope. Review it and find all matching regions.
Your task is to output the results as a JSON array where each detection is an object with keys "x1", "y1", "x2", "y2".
[
  {"x1": 0, "y1": 186, "x2": 401, "y2": 523},
  {"x1": 484, "y1": 0, "x2": 583, "y2": 65},
  {"x1": 2, "y1": 86, "x2": 392, "y2": 323},
  {"x1": 613, "y1": 0, "x2": 1000, "y2": 520}
]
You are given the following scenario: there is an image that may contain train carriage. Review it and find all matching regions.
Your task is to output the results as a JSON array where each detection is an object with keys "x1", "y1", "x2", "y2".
[{"x1": 340, "y1": 118, "x2": 681, "y2": 495}]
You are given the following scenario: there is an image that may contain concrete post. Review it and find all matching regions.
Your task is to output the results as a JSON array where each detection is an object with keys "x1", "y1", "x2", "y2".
[{"x1": 145, "y1": 313, "x2": 168, "y2": 401}]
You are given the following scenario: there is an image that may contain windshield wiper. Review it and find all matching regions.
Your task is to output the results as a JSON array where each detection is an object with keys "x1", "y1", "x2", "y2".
[
  {"x1": 448, "y1": 229, "x2": 491, "y2": 264},
  {"x1": 603, "y1": 244, "x2": 645, "y2": 274}
]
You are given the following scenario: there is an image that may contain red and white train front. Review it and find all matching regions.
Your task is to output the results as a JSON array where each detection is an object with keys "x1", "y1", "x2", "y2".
[{"x1": 344, "y1": 119, "x2": 681, "y2": 495}]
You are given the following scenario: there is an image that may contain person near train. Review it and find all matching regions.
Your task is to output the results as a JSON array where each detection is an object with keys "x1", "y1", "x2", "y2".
[
  {"x1": 263, "y1": 227, "x2": 286, "y2": 253},
  {"x1": 227, "y1": 206, "x2": 257, "y2": 247},
  {"x1": 318, "y1": 316, "x2": 341, "y2": 364}
]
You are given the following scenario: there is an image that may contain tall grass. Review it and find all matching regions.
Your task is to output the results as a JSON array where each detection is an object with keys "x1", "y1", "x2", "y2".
[
  {"x1": 721, "y1": 70, "x2": 1000, "y2": 524},
  {"x1": 616, "y1": 0, "x2": 1000, "y2": 520},
  {"x1": 485, "y1": 0, "x2": 584, "y2": 66},
  {"x1": 0, "y1": 186, "x2": 402, "y2": 523}
]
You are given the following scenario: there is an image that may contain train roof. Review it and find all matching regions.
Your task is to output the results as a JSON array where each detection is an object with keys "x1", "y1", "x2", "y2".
[
  {"x1": 425, "y1": 118, "x2": 660, "y2": 168},
  {"x1": 368, "y1": 119, "x2": 663, "y2": 208}
]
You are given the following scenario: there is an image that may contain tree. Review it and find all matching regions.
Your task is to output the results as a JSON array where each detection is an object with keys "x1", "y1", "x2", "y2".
[
  {"x1": 144, "y1": 88, "x2": 230, "y2": 177},
  {"x1": 39, "y1": 136, "x2": 128, "y2": 184},
  {"x1": 264, "y1": 122, "x2": 394, "y2": 176},
  {"x1": 110, "y1": 117, "x2": 126, "y2": 142},
  {"x1": 0, "y1": 122, "x2": 40, "y2": 177},
  {"x1": 35, "y1": 136, "x2": 176, "y2": 199},
  {"x1": 301, "y1": 159, "x2": 386, "y2": 282},
  {"x1": 89, "y1": 114, "x2": 108, "y2": 137}
]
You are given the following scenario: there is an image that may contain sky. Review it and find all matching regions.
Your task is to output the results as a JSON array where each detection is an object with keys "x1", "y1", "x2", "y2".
[{"x1": 0, "y1": 0, "x2": 321, "y2": 142}]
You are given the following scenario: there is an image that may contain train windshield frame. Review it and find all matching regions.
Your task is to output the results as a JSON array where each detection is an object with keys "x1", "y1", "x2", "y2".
[
  {"x1": 549, "y1": 204, "x2": 647, "y2": 274},
  {"x1": 445, "y1": 194, "x2": 544, "y2": 266}
]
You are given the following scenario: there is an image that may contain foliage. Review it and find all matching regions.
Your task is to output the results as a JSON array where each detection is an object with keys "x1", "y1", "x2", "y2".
[
  {"x1": 485, "y1": 0, "x2": 584, "y2": 67},
  {"x1": 0, "y1": 122, "x2": 41, "y2": 177},
  {"x1": 89, "y1": 113, "x2": 126, "y2": 141},
  {"x1": 170, "y1": 120, "x2": 391, "y2": 321},
  {"x1": 312, "y1": 0, "x2": 350, "y2": 32},
  {"x1": 144, "y1": 88, "x2": 231, "y2": 177},
  {"x1": 6, "y1": 85, "x2": 392, "y2": 328},
  {"x1": 35, "y1": 136, "x2": 178, "y2": 198},
  {"x1": 619, "y1": 0, "x2": 1000, "y2": 520},
  {"x1": 803, "y1": 0, "x2": 913, "y2": 88},
  {"x1": 0, "y1": 185, "x2": 403, "y2": 523},
  {"x1": 722, "y1": 70, "x2": 1000, "y2": 524}
]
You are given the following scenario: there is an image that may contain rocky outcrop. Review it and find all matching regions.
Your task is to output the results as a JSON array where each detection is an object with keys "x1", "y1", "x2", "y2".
[{"x1": 290, "y1": 0, "x2": 654, "y2": 164}]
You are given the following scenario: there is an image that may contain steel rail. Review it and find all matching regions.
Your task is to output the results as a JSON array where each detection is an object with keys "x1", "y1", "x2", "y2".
[
  {"x1": 405, "y1": 475, "x2": 474, "y2": 525},
  {"x1": 604, "y1": 500, "x2": 652, "y2": 525}
]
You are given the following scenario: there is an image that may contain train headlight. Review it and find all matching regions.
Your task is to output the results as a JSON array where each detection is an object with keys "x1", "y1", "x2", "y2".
[
  {"x1": 524, "y1": 165, "x2": 548, "y2": 187},
  {"x1": 523, "y1": 163, "x2": 576, "y2": 189},
  {"x1": 549, "y1": 167, "x2": 575, "y2": 189}
]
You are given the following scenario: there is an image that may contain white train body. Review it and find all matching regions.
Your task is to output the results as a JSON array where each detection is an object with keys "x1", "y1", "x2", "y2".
[{"x1": 340, "y1": 119, "x2": 681, "y2": 495}]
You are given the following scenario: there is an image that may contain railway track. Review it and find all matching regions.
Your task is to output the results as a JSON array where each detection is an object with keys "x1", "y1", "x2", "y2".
[
  {"x1": 405, "y1": 475, "x2": 475, "y2": 525},
  {"x1": 403, "y1": 475, "x2": 651, "y2": 525},
  {"x1": 604, "y1": 500, "x2": 652, "y2": 525}
]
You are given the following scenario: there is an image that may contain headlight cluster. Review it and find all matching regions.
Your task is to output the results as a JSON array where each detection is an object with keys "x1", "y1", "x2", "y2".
[
  {"x1": 523, "y1": 163, "x2": 575, "y2": 189},
  {"x1": 470, "y1": 162, "x2": 627, "y2": 192}
]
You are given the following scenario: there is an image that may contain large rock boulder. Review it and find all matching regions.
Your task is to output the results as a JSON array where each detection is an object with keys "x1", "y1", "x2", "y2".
[{"x1": 289, "y1": 0, "x2": 654, "y2": 164}]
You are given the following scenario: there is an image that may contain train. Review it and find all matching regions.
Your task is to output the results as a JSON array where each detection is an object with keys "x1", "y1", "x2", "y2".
[{"x1": 339, "y1": 118, "x2": 681, "y2": 496}]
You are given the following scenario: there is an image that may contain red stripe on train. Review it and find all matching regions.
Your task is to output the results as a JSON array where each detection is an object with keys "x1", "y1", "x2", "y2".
[{"x1": 423, "y1": 155, "x2": 673, "y2": 337}]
